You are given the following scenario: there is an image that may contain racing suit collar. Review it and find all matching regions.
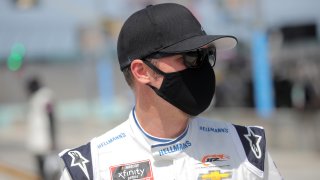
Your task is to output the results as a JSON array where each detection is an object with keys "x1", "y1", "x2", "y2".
[
  {"x1": 132, "y1": 107, "x2": 173, "y2": 144},
  {"x1": 130, "y1": 107, "x2": 192, "y2": 161}
]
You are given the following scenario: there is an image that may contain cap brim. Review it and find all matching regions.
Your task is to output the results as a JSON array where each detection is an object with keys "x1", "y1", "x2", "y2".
[{"x1": 159, "y1": 35, "x2": 237, "y2": 53}]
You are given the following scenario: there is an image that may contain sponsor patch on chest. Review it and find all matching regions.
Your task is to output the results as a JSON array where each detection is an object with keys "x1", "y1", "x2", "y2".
[
  {"x1": 198, "y1": 170, "x2": 232, "y2": 180},
  {"x1": 109, "y1": 160, "x2": 153, "y2": 180},
  {"x1": 196, "y1": 154, "x2": 231, "y2": 170},
  {"x1": 202, "y1": 154, "x2": 229, "y2": 165}
]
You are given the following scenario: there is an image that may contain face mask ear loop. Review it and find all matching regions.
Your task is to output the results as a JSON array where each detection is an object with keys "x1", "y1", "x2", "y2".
[
  {"x1": 143, "y1": 60, "x2": 166, "y2": 76},
  {"x1": 143, "y1": 60, "x2": 166, "y2": 91}
]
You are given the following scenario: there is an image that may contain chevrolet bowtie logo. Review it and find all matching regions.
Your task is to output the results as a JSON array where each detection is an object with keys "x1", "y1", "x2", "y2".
[{"x1": 200, "y1": 170, "x2": 232, "y2": 180}]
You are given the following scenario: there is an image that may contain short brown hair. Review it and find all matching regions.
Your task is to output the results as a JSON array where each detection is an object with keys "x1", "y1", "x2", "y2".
[
  {"x1": 122, "y1": 59, "x2": 159, "y2": 89},
  {"x1": 122, "y1": 67, "x2": 134, "y2": 88}
]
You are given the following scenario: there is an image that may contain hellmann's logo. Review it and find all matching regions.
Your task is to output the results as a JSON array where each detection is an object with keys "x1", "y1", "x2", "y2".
[
  {"x1": 200, "y1": 126, "x2": 228, "y2": 133},
  {"x1": 159, "y1": 140, "x2": 192, "y2": 156}
]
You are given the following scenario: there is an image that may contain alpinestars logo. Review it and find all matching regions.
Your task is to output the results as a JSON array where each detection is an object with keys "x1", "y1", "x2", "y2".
[
  {"x1": 244, "y1": 127, "x2": 262, "y2": 159},
  {"x1": 68, "y1": 150, "x2": 90, "y2": 178}
]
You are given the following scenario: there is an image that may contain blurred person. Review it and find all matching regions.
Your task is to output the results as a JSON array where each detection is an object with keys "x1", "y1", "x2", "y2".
[
  {"x1": 25, "y1": 76, "x2": 56, "y2": 179},
  {"x1": 59, "y1": 3, "x2": 282, "y2": 180}
]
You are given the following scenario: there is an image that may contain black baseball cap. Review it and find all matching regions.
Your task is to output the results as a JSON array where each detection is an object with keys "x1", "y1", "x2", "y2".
[{"x1": 117, "y1": 3, "x2": 237, "y2": 71}]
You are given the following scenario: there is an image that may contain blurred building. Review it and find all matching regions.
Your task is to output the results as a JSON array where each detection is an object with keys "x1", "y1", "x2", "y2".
[{"x1": 0, "y1": 0, "x2": 319, "y2": 125}]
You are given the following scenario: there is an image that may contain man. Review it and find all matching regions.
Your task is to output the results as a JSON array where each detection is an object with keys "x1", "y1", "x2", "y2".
[{"x1": 60, "y1": 3, "x2": 282, "y2": 180}]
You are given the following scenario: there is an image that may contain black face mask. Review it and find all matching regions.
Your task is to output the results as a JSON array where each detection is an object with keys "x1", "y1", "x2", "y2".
[{"x1": 144, "y1": 60, "x2": 215, "y2": 116}]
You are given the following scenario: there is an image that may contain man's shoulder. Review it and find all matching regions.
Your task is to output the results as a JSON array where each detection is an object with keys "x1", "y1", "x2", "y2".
[
  {"x1": 93, "y1": 120, "x2": 129, "y2": 150},
  {"x1": 232, "y1": 124, "x2": 266, "y2": 159},
  {"x1": 192, "y1": 116, "x2": 231, "y2": 134},
  {"x1": 72, "y1": 120, "x2": 130, "y2": 153},
  {"x1": 59, "y1": 120, "x2": 130, "y2": 179},
  {"x1": 59, "y1": 142, "x2": 94, "y2": 180},
  {"x1": 232, "y1": 124, "x2": 267, "y2": 177},
  {"x1": 193, "y1": 117, "x2": 267, "y2": 177},
  {"x1": 193, "y1": 117, "x2": 266, "y2": 137}
]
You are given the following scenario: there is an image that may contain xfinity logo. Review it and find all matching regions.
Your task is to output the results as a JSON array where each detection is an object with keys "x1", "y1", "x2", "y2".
[
  {"x1": 110, "y1": 160, "x2": 153, "y2": 180},
  {"x1": 117, "y1": 168, "x2": 144, "y2": 179}
]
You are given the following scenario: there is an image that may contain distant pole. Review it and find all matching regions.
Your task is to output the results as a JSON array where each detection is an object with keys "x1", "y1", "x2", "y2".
[
  {"x1": 97, "y1": 58, "x2": 114, "y2": 108},
  {"x1": 251, "y1": 0, "x2": 274, "y2": 119}
]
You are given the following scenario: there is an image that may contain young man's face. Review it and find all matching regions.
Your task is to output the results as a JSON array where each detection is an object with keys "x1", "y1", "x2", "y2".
[{"x1": 138, "y1": 49, "x2": 216, "y2": 116}]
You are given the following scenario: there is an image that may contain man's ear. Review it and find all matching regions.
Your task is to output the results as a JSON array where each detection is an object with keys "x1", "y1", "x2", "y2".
[{"x1": 131, "y1": 59, "x2": 151, "y2": 84}]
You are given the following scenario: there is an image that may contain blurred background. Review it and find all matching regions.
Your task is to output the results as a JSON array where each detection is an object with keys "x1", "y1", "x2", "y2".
[{"x1": 0, "y1": 0, "x2": 320, "y2": 179}]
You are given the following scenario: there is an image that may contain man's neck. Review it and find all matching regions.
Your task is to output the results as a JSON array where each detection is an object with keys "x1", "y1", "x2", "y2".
[{"x1": 135, "y1": 90, "x2": 189, "y2": 139}]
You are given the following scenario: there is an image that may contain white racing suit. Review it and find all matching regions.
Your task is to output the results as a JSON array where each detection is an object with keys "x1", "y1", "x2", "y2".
[{"x1": 60, "y1": 109, "x2": 282, "y2": 180}]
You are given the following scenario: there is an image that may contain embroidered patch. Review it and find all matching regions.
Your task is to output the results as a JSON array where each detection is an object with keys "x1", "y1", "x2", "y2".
[
  {"x1": 233, "y1": 125, "x2": 266, "y2": 172},
  {"x1": 68, "y1": 150, "x2": 90, "y2": 179},
  {"x1": 109, "y1": 160, "x2": 154, "y2": 180},
  {"x1": 60, "y1": 142, "x2": 93, "y2": 180},
  {"x1": 244, "y1": 127, "x2": 262, "y2": 159},
  {"x1": 201, "y1": 154, "x2": 230, "y2": 166},
  {"x1": 198, "y1": 170, "x2": 232, "y2": 180}
]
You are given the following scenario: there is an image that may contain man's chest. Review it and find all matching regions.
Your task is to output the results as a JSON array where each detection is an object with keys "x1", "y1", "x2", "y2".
[{"x1": 94, "y1": 142, "x2": 244, "y2": 180}]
